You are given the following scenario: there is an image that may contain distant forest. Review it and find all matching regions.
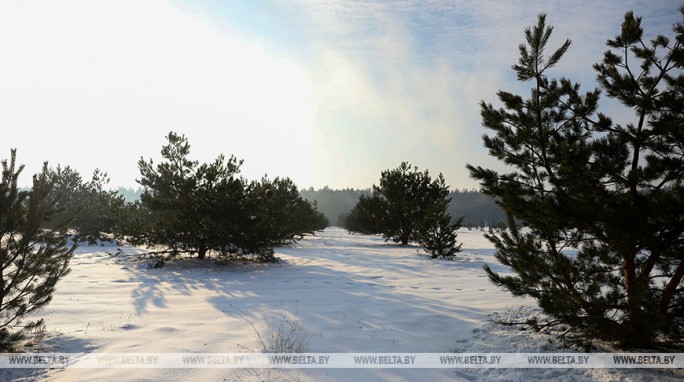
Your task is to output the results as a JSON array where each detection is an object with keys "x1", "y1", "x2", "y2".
[{"x1": 117, "y1": 186, "x2": 505, "y2": 228}]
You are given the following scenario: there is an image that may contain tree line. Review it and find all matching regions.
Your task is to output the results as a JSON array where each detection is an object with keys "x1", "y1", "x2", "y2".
[
  {"x1": 37, "y1": 132, "x2": 328, "y2": 259},
  {"x1": 119, "y1": 186, "x2": 507, "y2": 229},
  {"x1": 299, "y1": 187, "x2": 506, "y2": 229}
]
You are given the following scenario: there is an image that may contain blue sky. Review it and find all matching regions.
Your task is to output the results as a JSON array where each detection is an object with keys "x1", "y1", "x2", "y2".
[{"x1": 0, "y1": 0, "x2": 681, "y2": 190}]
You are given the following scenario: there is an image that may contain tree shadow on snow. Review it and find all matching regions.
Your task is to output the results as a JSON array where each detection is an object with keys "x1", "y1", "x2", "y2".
[
  {"x1": 0, "y1": 335, "x2": 95, "y2": 382},
  {"x1": 118, "y1": 228, "x2": 524, "y2": 381}
]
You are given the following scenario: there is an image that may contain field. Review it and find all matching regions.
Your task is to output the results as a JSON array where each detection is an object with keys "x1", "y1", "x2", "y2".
[{"x1": 4, "y1": 228, "x2": 681, "y2": 381}]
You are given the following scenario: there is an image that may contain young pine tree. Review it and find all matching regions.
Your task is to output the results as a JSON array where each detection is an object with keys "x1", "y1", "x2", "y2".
[
  {"x1": 240, "y1": 177, "x2": 328, "y2": 262},
  {"x1": 467, "y1": 11, "x2": 684, "y2": 348},
  {"x1": 0, "y1": 150, "x2": 75, "y2": 349},
  {"x1": 347, "y1": 162, "x2": 456, "y2": 246},
  {"x1": 344, "y1": 193, "x2": 388, "y2": 235},
  {"x1": 137, "y1": 132, "x2": 246, "y2": 259},
  {"x1": 417, "y1": 199, "x2": 463, "y2": 260},
  {"x1": 136, "y1": 132, "x2": 324, "y2": 261}
]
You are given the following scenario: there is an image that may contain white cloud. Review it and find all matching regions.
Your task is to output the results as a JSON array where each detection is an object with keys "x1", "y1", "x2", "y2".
[
  {"x1": 293, "y1": 0, "x2": 683, "y2": 188},
  {"x1": 306, "y1": 18, "x2": 506, "y2": 189}
]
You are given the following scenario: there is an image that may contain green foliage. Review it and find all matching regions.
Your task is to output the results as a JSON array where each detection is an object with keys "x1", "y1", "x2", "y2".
[
  {"x1": 303, "y1": 187, "x2": 506, "y2": 229},
  {"x1": 0, "y1": 150, "x2": 75, "y2": 349},
  {"x1": 136, "y1": 132, "x2": 246, "y2": 259},
  {"x1": 468, "y1": 9, "x2": 684, "y2": 348},
  {"x1": 48, "y1": 166, "x2": 125, "y2": 244},
  {"x1": 343, "y1": 194, "x2": 387, "y2": 235},
  {"x1": 135, "y1": 132, "x2": 326, "y2": 261},
  {"x1": 114, "y1": 200, "x2": 155, "y2": 246},
  {"x1": 346, "y1": 162, "x2": 462, "y2": 252},
  {"x1": 377, "y1": 162, "x2": 448, "y2": 245},
  {"x1": 417, "y1": 200, "x2": 463, "y2": 259},
  {"x1": 240, "y1": 177, "x2": 328, "y2": 262}
]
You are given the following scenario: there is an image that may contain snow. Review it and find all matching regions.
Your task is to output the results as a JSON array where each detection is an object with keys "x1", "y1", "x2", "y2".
[{"x1": 4, "y1": 228, "x2": 683, "y2": 381}]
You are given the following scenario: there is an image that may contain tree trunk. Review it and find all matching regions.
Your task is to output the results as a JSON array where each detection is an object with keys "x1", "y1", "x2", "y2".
[
  {"x1": 659, "y1": 263, "x2": 684, "y2": 315},
  {"x1": 197, "y1": 245, "x2": 207, "y2": 260},
  {"x1": 397, "y1": 225, "x2": 410, "y2": 246},
  {"x1": 623, "y1": 252, "x2": 646, "y2": 344},
  {"x1": 400, "y1": 231, "x2": 409, "y2": 246},
  {"x1": 623, "y1": 253, "x2": 636, "y2": 309},
  {"x1": 623, "y1": 250, "x2": 661, "y2": 347}
]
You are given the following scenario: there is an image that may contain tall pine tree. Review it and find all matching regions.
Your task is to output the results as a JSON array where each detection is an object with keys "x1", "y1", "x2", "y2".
[{"x1": 468, "y1": 10, "x2": 684, "y2": 348}]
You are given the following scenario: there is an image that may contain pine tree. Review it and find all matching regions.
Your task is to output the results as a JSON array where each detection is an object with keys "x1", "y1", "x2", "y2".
[
  {"x1": 467, "y1": 10, "x2": 684, "y2": 348},
  {"x1": 0, "y1": 150, "x2": 75, "y2": 349},
  {"x1": 48, "y1": 166, "x2": 125, "y2": 244},
  {"x1": 418, "y1": 199, "x2": 463, "y2": 259},
  {"x1": 136, "y1": 132, "x2": 324, "y2": 261},
  {"x1": 344, "y1": 193, "x2": 388, "y2": 235},
  {"x1": 347, "y1": 162, "x2": 460, "y2": 247},
  {"x1": 240, "y1": 176, "x2": 328, "y2": 262},
  {"x1": 137, "y1": 132, "x2": 246, "y2": 259}
]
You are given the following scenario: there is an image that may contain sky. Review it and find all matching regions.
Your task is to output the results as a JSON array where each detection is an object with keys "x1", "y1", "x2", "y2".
[{"x1": 0, "y1": 0, "x2": 681, "y2": 190}]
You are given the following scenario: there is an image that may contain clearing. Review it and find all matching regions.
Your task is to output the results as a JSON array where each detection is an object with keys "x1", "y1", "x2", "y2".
[{"x1": 4, "y1": 228, "x2": 681, "y2": 381}]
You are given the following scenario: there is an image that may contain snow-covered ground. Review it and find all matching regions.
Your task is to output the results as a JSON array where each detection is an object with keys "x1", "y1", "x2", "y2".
[{"x1": 4, "y1": 228, "x2": 682, "y2": 381}]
